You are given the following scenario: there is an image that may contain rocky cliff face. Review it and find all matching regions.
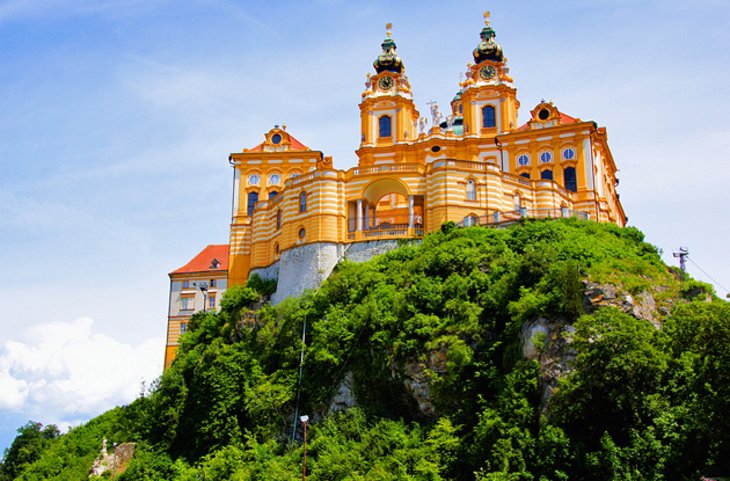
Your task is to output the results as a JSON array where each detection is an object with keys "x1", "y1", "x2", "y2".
[
  {"x1": 89, "y1": 441, "x2": 135, "y2": 479},
  {"x1": 378, "y1": 280, "x2": 675, "y2": 418}
]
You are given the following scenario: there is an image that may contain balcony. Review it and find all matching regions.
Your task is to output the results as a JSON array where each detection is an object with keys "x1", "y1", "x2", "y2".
[
  {"x1": 347, "y1": 224, "x2": 424, "y2": 241},
  {"x1": 346, "y1": 163, "x2": 425, "y2": 179},
  {"x1": 460, "y1": 208, "x2": 589, "y2": 228}
]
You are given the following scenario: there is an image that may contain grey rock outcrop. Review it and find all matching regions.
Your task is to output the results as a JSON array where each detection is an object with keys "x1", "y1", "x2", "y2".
[
  {"x1": 583, "y1": 281, "x2": 660, "y2": 328},
  {"x1": 329, "y1": 371, "x2": 357, "y2": 413}
]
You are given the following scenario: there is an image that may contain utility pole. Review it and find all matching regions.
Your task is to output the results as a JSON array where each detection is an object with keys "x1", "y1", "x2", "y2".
[
  {"x1": 673, "y1": 247, "x2": 689, "y2": 273},
  {"x1": 300, "y1": 415, "x2": 309, "y2": 481}
]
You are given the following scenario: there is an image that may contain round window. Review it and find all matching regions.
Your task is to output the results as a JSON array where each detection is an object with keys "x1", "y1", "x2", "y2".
[
  {"x1": 518, "y1": 154, "x2": 530, "y2": 166},
  {"x1": 269, "y1": 173, "x2": 281, "y2": 184},
  {"x1": 539, "y1": 151, "x2": 553, "y2": 163},
  {"x1": 538, "y1": 109, "x2": 550, "y2": 121},
  {"x1": 271, "y1": 133, "x2": 282, "y2": 144},
  {"x1": 431, "y1": 146, "x2": 441, "y2": 153},
  {"x1": 563, "y1": 148, "x2": 575, "y2": 160},
  {"x1": 248, "y1": 174, "x2": 260, "y2": 185},
  {"x1": 298, "y1": 228, "x2": 306, "y2": 239}
]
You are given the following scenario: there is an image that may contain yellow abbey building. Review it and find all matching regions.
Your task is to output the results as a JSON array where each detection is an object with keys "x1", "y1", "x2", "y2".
[
  {"x1": 227, "y1": 16, "x2": 625, "y2": 287},
  {"x1": 165, "y1": 12, "x2": 626, "y2": 366}
]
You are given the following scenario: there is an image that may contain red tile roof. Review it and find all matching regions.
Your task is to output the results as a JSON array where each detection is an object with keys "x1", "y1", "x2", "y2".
[
  {"x1": 248, "y1": 133, "x2": 309, "y2": 152},
  {"x1": 516, "y1": 112, "x2": 578, "y2": 131},
  {"x1": 170, "y1": 244, "x2": 229, "y2": 275}
]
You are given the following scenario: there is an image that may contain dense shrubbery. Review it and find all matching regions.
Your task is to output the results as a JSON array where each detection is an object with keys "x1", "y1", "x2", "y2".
[{"x1": 3, "y1": 219, "x2": 729, "y2": 480}]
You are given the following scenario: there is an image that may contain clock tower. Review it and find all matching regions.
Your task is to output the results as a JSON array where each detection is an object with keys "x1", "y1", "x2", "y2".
[
  {"x1": 357, "y1": 24, "x2": 420, "y2": 164},
  {"x1": 460, "y1": 11, "x2": 519, "y2": 136}
]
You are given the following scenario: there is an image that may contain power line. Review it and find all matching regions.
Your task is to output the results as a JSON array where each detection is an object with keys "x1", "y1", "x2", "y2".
[{"x1": 687, "y1": 256, "x2": 730, "y2": 296}]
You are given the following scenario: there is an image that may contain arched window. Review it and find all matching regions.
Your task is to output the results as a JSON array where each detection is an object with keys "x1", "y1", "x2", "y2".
[
  {"x1": 520, "y1": 172, "x2": 530, "y2": 179},
  {"x1": 564, "y1": 167, "x2": 577, "y2": 192},
  {"x1": 514, "y1": 193, "x2": 522, "y2": 211},
  {"x1": 299, "y1": 191, "x2": 307, "y2": 212},
  {"x1": 482, "y1": 105, "x2": 496, "y2": 128},
  {"x1": 269, "y1": 190, "x2": 278, "y2": 200},
  {"x1": 276, "y1": 208, "x2": 282, "y2": 230},
  {"x1": 379, "y1": 115, "x2": 392, "y2": 137},
  {"x1": 464, "y1": 214, "x2": 479, "y2": 226},
  {"x1": 466, "y1": 179, "x2": 476, "y2": 200},
  {"x1": 247, "y1": 191, "x2": 259, "y2": 216},
  {"x1": 541, "y1": 170, "x2": 553, "y2": 180}
]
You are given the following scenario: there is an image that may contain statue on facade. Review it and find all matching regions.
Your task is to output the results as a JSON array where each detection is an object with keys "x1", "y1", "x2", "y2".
[
  {"x1": 446, "y1": 114, "x2": 456, "y2": 130},
  {"x1": 427, "y1": 101, "x2": 442, "y2": 126},
  {"x1": 418, "y1": 117, "x2": 428, "y2": 135}
]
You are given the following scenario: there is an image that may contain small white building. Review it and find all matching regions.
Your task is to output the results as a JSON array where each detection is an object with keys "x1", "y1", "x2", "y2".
[{"x1": 165, "y1": 244, "x2": 228, "y2": 368}]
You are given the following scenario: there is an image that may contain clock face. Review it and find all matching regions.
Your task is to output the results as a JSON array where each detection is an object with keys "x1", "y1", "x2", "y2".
[
  {"x1": 269, "y1": 174, "x2": 280, "y2": 185},
  {"x1": 378, "y1": 75, "x2": 394, "y2": 90},
  {"x1": 248, "y1": 174, "x2": 260, "y2": 185},
  {"x1": 480, "y1": 65, "x2": 496, "y2": 80}
]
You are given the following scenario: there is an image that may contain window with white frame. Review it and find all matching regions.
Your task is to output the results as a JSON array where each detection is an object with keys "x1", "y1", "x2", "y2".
[
  {"x1": 466, "y1": 179, "x2": 477, "y2": 200},
  {"x1": 181, "y1": 297, "x2": 194, "y2": 311},
  {"x1": 464, "y1": 214, "x2": 479, "y2": 226}
]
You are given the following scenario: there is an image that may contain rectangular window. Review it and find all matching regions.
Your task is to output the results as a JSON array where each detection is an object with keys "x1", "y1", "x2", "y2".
[
  {"x1": 209, "y1": 295, "x2": 216, "y2": 309},
  {"x1": 210, "y1": 279, "x2": 217, "y2": 288},
  {"x1": 181, "y1": 297, "x2": 194, "y2": 310},
  {"x1": 180, "y1": 322, "x2": 187, "y2": 334},
  {"x1": 182, "y1": 280, "x2": 190, "y2": 288}
]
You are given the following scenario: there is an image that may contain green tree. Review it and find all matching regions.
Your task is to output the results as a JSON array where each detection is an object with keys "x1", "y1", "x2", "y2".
[{"x1": 0, "y1": 422, "x2": 59, "y2": 481}]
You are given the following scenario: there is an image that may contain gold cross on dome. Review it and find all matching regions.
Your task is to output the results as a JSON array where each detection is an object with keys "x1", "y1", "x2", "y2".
[
  {"x1": 386, "y1": 22, "x2": 393, "y2": 37},
  {"x1": 484, "y1": 11, "x2": 491, "y2": 26}
]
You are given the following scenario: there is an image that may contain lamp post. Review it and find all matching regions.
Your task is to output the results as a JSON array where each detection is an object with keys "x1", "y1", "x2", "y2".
[
  {"x1": 300, "y1": 415, "x2": 309, "y2": 481},
  {"x1": 197, "y1": 281, "x2": 208, "y2": 312}
]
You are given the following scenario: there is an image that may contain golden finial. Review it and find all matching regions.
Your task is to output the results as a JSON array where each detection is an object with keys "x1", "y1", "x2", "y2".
[
  {"x1": 386, "y1": 22, "x2": 393, "y2": 37},
  {"x1": 484, "y1": 11, "x2": 491, "y2": 26}
]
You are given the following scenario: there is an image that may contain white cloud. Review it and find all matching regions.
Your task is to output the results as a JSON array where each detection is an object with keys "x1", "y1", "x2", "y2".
[{"x1": 0, "y1": 317, "x2": 162, "y2": 422}]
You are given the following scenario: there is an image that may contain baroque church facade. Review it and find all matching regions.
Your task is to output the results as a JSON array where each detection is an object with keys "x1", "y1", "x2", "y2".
[{"x1": 165, "y1": 12, "x2": 626, "y2": 367}]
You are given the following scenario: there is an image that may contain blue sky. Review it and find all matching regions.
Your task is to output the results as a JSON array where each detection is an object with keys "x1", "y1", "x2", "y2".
[{"x1": 1, "y1": 0, "x2": 729, "y2": 454}]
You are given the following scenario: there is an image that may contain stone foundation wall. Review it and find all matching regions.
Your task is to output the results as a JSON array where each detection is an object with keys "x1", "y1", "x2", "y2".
[
  {"x1": 250, "y1": 262, "x2": 280, "y2": 282},
  {"x1": 263, "y1": 239, "x2": 419, "y2": 305}
]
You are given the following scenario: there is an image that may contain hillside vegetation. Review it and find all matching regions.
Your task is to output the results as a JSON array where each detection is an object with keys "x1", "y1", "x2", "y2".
[{"x1": 2, "y1": 219, "x2": 729, "y2": 480}]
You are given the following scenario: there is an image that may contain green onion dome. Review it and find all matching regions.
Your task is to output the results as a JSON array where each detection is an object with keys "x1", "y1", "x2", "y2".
[
  {"x1": 473, "y1": 20, "x2": 504, "y2": 64},
  {"x1": 374, "y1": 25, "x2": 404, "y2": 74}
]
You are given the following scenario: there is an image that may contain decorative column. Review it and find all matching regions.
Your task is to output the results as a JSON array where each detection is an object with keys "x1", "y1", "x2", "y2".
[
  {"x1": 356, "y1": 199, "x2": 363, "y2": 231},
  {"x1": 364, "y1": 201, "x2": 370, "y2": 230},
  {"x1": 232, "y1": 169, "x2": 241, "y2": 215},
  {"x1": 408, "y1": 195, "x2": 415, "y2": 228}
]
